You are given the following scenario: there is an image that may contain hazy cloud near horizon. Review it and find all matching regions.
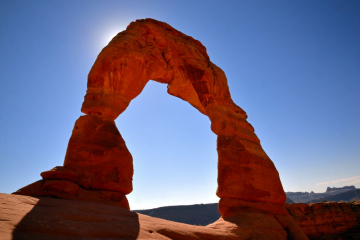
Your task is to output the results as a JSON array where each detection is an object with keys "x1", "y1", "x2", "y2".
[{"x1": 316, "y1": 176, "x2": 360, "y2": 186}]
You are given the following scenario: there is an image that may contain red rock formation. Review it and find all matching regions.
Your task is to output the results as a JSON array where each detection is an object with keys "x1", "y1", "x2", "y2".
[
  {"x1": 286, "y1": 202, "x2": 360, "y2": 239},
  {"x1": 81, "y1": 18, "x2": 285, "y2": 205},
  {"x1": 13, "y1": 19, "x2": 307, "y2": 239},
  {"x1": 64, "y1": 114, "x2": 133, "y2": 194}
]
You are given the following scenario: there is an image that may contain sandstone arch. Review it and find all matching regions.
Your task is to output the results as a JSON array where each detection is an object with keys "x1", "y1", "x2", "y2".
[
  {"x1": 14, "y1": 19, "x2": 308, "y2": 239},
  {"x1": 68, "y1": 18, "x2": 286, "y2": 207}
]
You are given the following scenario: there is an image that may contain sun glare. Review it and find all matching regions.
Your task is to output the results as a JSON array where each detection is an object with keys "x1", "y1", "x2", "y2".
[{"x1": 103, "y1": 27, "x2": 126, "y2": 47}]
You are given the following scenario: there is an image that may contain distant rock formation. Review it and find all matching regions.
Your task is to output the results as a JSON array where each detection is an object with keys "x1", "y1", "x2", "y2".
[
  {"x1": 306, "y1": 189, "x2": 360, "y2": 204},
  {"x1": 135, "y1": 203, "x2": 221, "y2": 226},
  {"x1": 286, "y1": 201, "x2": 360, "y2": 239},
  {"x1": 12, "y1": 19, "x2": 307, "y2": 239},
  {"x1": 286, "y1": 185, "x2": 359, "y2": 203},
  {"x1": 136, "y1": 197, "x2": 295, "y2": 226},
  {"x1": 326, "y1": 185, "x2": 356, "y2": 192}
]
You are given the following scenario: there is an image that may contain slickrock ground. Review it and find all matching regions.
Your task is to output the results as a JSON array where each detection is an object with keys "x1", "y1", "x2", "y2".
[
  {"x1": 2, "y1": 193, "x2": 360, "y2": 239},
  {"x1": 1, "y1": 193, "x2": 304, "y2": 240},
  {"x1": 286, "y1": 201, "x2": 360, "y2": 239}
]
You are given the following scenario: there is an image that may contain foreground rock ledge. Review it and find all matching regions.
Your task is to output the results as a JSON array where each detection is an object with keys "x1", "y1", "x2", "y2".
[{"x1": 1, "y1": 193, "x2": 305, "y2": 240}]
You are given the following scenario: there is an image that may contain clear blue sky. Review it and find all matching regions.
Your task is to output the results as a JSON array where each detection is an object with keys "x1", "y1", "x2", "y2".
[{"x1": 1, "y1": 1, "x2": 359, "y2": 210}]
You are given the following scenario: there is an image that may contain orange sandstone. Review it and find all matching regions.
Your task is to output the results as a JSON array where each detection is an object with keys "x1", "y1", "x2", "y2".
[
  {"x1": 64, "y1": 114, "x2": 133, "y2": 194},
  {"x1": 81, "y1": 18, "x2": 286, "y2": 205}
]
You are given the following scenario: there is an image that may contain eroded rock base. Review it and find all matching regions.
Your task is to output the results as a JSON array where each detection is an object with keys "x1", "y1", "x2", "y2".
[
  {"x1": 13, "y1": 167, "x2": 129, "y2": 210},
  {"x1": 219, "y1": 198, "x2": 308, "y2": 239}
]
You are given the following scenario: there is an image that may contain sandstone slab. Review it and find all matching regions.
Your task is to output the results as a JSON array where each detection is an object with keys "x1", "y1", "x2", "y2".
[{"x1": 14, "y1": 180, "x2": 129, "y2": 210}]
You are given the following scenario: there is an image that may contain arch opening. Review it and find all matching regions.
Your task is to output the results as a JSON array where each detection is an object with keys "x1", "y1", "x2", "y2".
[{"x1": 117, "y1": 80, "x2": 218, "y2": 210}]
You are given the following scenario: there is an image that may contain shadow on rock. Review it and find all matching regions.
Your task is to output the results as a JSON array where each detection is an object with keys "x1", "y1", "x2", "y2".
[{"x1": 10, "y1": 194, "x2": 140, "y2": 240}]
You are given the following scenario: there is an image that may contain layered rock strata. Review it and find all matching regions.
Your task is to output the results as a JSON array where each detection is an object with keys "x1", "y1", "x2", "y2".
[
  {"x1": 13, "y1": 18, "x2": 307, "y2": 238},
  {"x1": 15, "y1": 166, "x2": 129, "y2": 209},
  {"x1": 286, "y1": 201, "x2": 360, "y2": 239}
]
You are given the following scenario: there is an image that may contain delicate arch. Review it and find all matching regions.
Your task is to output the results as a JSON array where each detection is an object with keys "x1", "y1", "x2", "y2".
[
  {"x1": 73, "y1": 18, "x2": 286, "y2": 206},
  {"x1": 15, "y1": 19, "x2": 286, "y2": 214}
]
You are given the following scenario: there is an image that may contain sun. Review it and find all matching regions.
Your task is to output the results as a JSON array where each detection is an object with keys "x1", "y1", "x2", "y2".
[
  {"x1": 102, "y1": 26, "x2": 126, "y2": 47},
  {"x1": 103, "y1": 31, "x2": 121, "y2": 46}
]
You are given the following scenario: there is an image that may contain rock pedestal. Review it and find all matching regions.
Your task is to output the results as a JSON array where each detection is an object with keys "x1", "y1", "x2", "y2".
[
  {"x1": 64, "y1": 114, "x2": 133, "y2": 194},
  {"x1": 13, "y1": 18, "x2": 307, "y2": 239},
  {"x1": 14, "y1": 114, "x2": 132, "y2": 210}
]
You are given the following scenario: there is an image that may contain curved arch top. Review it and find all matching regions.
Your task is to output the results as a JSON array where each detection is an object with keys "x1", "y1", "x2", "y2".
[{"x1": 83, "y1": 19, "x2": 222, "y2": 119}]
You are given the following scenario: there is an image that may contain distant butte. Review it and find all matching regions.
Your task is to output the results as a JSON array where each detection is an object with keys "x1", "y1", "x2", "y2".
[{"x1": 11, "y1": 19, "x2": 307, "y2": 239}]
